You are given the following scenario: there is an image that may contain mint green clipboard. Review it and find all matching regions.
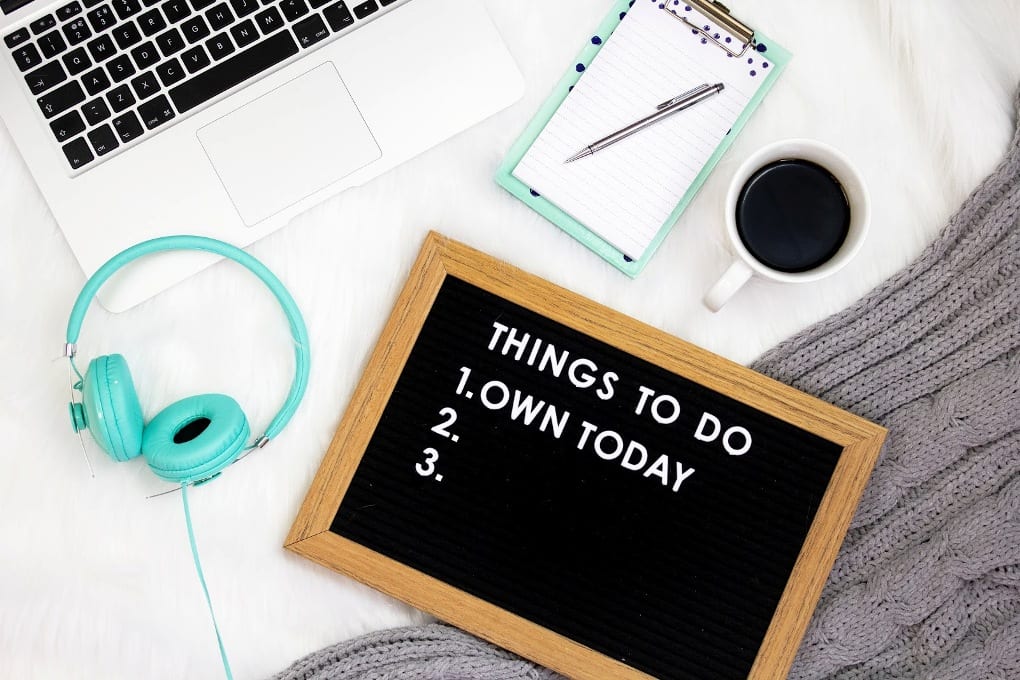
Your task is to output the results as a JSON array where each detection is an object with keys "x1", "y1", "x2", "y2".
[{"x1": 495, "y1": 0, "x2": 791, "y2": 277}]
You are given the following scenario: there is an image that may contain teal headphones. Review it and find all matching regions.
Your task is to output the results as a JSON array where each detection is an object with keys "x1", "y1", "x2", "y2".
[{"x1": 65, "y1": 235, "x2": 310, "y2": 484}]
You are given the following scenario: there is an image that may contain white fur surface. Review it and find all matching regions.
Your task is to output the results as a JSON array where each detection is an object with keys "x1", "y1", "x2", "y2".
[{"x1": 2, "y1": 2, "x2": 1019, "y2": 678}]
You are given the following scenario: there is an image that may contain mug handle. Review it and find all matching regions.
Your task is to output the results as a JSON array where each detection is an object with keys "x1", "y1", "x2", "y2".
[{"x1": 704, "y1": 260, "x2": 753, "y2": 312}]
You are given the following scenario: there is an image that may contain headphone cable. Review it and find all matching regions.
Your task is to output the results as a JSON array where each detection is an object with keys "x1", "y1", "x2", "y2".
[{"x1": 182, "y1": 483, "x2": 234, "y2": 679}]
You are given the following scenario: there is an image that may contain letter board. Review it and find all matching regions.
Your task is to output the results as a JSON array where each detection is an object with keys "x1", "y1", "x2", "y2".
[{"x1": 287, "y1": 232, "x2": 886, "y2": 680}]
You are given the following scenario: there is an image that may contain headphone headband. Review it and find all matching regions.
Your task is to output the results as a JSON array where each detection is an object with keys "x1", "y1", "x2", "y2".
[{"x1": 66, "y1": 235, "x2": 310, "y2": 445}]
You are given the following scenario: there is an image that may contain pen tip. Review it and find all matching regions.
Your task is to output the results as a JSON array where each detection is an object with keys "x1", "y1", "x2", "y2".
[{"x1": 564, "y1": 150, "x2": 587, "y2": 164}]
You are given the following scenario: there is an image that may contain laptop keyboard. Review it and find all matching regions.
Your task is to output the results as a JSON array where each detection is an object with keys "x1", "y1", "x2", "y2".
[{"x1": 4, "y1": 0, "x2": 401, "y2": 172}]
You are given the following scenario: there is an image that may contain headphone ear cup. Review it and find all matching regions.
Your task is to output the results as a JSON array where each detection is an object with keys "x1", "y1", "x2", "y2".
[
  {"x1": 81, "y1": 354, "x2": 145, "y2": 462},
  {"x1": 141, "y1": 394, "x2": 250, "y2": 483}
]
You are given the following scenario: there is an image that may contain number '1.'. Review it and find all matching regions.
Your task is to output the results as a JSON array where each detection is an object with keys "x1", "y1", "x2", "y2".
[{"x1": 455, "y1": 367, "x2": 471, "y2": 395}]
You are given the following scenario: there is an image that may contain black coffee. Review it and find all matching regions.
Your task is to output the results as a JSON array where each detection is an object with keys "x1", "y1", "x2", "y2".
[{"x1": 736, "y1": 159, "x2": 851, "y2": 273}]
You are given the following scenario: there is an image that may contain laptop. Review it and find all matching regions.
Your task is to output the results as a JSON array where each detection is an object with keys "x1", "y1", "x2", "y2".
[{"x1": 0, "y1": 0, "x2": 523, "y2": 311}]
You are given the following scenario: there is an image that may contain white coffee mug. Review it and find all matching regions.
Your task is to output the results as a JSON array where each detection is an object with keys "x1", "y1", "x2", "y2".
[{"x1": 704, "y1": 139, "x2": 871, "y2": 312}]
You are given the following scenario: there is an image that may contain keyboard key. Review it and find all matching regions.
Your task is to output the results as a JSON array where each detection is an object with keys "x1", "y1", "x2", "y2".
[
  {"x1": 107, "y1": 53, "x2": 135, "y2": 80},
  {"x1": 81, "y1": 96, "x2": 111, "y2": 124},
  {"x1": 57, "y1": 1, "x2": 84, "y2": 19},
  {"x1": 279, "y1": 0, "x2": 306, "y2": 21},
  {"x1": 181, "y1": 15, "x2": 209, "y2": 42},
  {"x1": 321, "y1": 2, "x2": 352, "y2": 32},
  {"x1": 88, "y1": 123, "x2": 120, "y2": 154},
  {"x1": 229, "y1": 18, "x2": 256, "y2": 47},
  {"x1": 137, "y1": 8, "x2": 166, "y2": 35},
  {"x1": 81, "y1": 66, "x2": 111, "y2": 93},
  {"x1": 154, "y1": 56, "x2": 184, "y2": 85},
  {"x1": 138, "y1": 93, "x2": 174, "y2": 128},
  {"x1": 180, "y1": 44, "x2": 208, "y2": 72},
  {"x1": 37, "y1": 80, "x2": 85, "y2": 117},
  {"x1": 2, "y1": 0, "x2": 32, "y2": 14},
  {"x1": 38, "y1": 30, "x2": 68, "y2": 58},
  {"x1": 379, "y1": 0, "x2": 395, "y2": 4},
  {"x1": 253, "y1": 6, "x2": 282, "y2": 33},
  {"x1": 86, "y1": 34, "x2": 115, "y2": 61},
  {"x1": 161, "y1": 0, "x2": 190, "y2": 22},
  {"x1": 228, "y1": 0, "x2": 257, "y2": 17},
  {"x1": 50, "y1": 109, "x2": 86, "y2": 142},
  {"x1": 130, "y1": 40, "x2": 159, "y2": 68},
  {"x1": 309, "y1": 0, "x2": 329, "y2": 9},
  {"x1": 351, "y1": 0, "x2": 375, "y2": 19},
  {"x1": 4, "y1": 28, "x2": 31, "y2": 49},
  {"x1": 190, "y1": 0, "x2": 214, "y2": 9},
  {"x1": 10, "y1": 43, "x2": 42, "y2": 71},
  {"x1": 87, "y1": 5, "x2": 115, "y2": 32},
  {"x1": 112, "y1": 0, "x2": 141, "y2": 20},
  {"x1": 112, "y1": 110, "x2": 143, "y2": 142},
  {"x1": 62, "y1": 46, "x2": 92, "y2": 74},
  {"x1": 24, "y1": 60, "x2": 67, "y2": 94},
  {"x1": 155, "y1": 26, "x2": 185, "y2": 54},
  {"x1": 204, "y1": 31, "x2": 232, "y2": 59},
  {"x1": 63, "y1": 137, "x2": 94, "y2": 169},
  {"x1": 30, "y1": 15, "x2": 57, "y2": 35},
  {"x1": 83, "y1": 0, "x2": 104, "y2": 7},
  {"x1": 106, "y1": 82, "x2": 135, "y2": 110},
  {"x1": 130, "y1": 69, "x2": 159, "y2": 98},
  {"x1": 169, "y1": 30, "x2": 295, "y2": 112},
  {"x1": 293, "y1": 13, "x2": 327, "y2": 48},
  {"x1": 112, "y1": 21, "x2": 142, "y2": 48},
  {"x1": 62, "y1": 18, "x2": 92, "y2": 45},
  {"x1": 205, "y1": 2, "x2": 232, "y2": 29}
]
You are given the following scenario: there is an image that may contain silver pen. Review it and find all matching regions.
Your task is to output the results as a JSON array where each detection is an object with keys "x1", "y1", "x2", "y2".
[{"x1": 564, "y1": 83, "x2": 725, "y2": 163}]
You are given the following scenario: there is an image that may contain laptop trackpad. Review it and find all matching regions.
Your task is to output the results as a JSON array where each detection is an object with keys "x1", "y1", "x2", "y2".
[{"x1": 198, "y1": 62, "x2": 381, "y2": 226}]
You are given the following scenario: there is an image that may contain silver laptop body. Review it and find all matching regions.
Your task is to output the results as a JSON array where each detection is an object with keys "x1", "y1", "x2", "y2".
[{"x1": 1, "y1": 0, "x2": 523, "y2": 310}]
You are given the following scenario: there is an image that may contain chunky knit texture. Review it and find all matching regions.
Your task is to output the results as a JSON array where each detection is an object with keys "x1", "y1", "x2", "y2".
[
  {"x1": 272, "y1": 624, "x2": 562, "y2": 680},
  {"x1": 751, "y1": 88, "x2": 1020, "y2": 679},
  {"x1": 274, "y1": 90, "x2": 1019, "y2": 680}
]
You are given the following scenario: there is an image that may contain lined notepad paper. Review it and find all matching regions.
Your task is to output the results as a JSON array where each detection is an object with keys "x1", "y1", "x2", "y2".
[{"x1": 513, "y1": 0, "x2": 776, "y2": 260}]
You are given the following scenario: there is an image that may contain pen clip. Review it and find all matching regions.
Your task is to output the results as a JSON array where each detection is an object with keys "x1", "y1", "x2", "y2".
[{"x1": 657, "y1": 84, "x2": 711, "y2": 110}]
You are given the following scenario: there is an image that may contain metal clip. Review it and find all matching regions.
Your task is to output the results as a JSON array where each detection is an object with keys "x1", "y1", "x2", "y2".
[
  {"x1": 254, "y1": 435, "x2": 270, "y2": 449},
  {"x1": 63, "y1": 342, "x2": 77, "y2": 358},
  {"x1": 662, "y1": 0, "x2": 756, "y2": 58}
]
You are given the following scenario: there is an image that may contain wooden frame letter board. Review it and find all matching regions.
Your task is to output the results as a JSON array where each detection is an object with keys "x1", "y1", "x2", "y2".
[{"x1": 287, "y1": 232, "x2": 886, "y2": 680}]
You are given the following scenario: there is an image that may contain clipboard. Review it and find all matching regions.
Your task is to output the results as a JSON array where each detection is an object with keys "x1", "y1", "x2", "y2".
[{"x1": 495, "y1": 0, "x2": 791, "y2": 276}]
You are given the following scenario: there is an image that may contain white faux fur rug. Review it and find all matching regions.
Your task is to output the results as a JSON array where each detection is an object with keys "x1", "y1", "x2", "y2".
[{"x1": 1, "y1": 2, "x2": 1018, "y2": 678}]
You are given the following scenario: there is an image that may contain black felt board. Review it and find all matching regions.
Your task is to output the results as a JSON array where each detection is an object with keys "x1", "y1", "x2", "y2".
[{"x1": 329, "y1": 276, "x2": 843, "y2": 680}]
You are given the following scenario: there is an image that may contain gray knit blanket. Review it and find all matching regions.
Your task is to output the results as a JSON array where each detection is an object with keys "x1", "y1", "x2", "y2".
[{"x1": 275, "y1": 91, "x2": 1019, "y2": 680}]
